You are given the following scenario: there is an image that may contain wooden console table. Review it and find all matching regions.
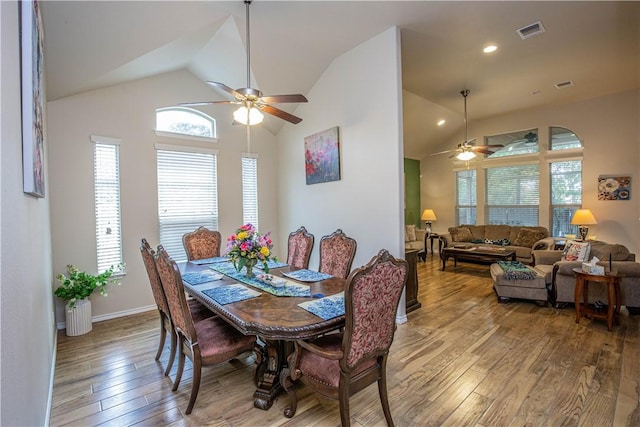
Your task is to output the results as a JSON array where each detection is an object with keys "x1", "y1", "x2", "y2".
[{"x1": 404, "y1": 249, "x2": 421, "y2": 313}]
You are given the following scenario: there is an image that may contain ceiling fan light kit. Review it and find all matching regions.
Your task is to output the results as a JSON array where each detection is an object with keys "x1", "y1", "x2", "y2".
[
  {"x1": 181, "y1": 0, "x2": 307, "y2": 125},
  {"x1": 456, "y1": 150, "x2": 476, "y2": 161}
]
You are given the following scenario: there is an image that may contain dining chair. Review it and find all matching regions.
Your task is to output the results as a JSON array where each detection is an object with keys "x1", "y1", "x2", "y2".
[
  {"x1": 182, "y1": 226, "x2": 222, "y2": 261},
  {"x1": 281, "y1": 249, "x2": 408, "y2": 426},
  {"x1": 140, "y1": 239, "x2": 215, "y2": 376},
  {"x1": 287, "y1": 226, "x2": 315, "y2": 269},
  {"x1": 318, "y1": 228, "x2": 357, "y2": 279},
  {"x1": 154, "y1": 245, "x2": 256, "y2": 414}
]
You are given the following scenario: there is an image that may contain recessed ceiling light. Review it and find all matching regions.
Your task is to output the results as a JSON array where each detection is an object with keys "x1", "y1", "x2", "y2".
[
  {"x1": 437, "y1": 119, "x2": 446, "y2": 126},
  {"x1": 483, "y1": 45, "x2": 497, "y2": 54}
]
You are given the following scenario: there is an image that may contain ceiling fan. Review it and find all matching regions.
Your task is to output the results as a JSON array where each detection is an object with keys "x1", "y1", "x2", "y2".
[
  {"x1": 431, "y1": 90, "x2": 503, "y2": 160},
  {"x1": 181, "y1": 0, "x2": 307, "y2": 125}
]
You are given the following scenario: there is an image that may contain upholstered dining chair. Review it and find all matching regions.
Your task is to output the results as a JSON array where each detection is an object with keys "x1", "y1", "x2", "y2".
[
  {"x1": 154, "y1": 245, "x2": 256, "y2": 414},
  {"x1": 140, "y1": 239, "x2": 214, "y2": 376},
  {"x1": 182, "y1": 226, "x2": 222, "y2": 261},
  {"x1": 281, "y1": 249, "x2": 408, "y2": 427},
  {"x1": 318, "y1": 229, "x2": 357, "y2": 279},
  {"x1": 287, "y1": 226, "x2": 315, "y2": 269}
]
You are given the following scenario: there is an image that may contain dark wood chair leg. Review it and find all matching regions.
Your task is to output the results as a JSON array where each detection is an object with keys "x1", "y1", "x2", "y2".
[
  {"x1": 164, "y1": 327, "x2": 177, "y2": 377},
  {"x1": 280, "y1": 367, "x2": 298, "y2": 418},
  {"x1": 378, "y1": 358, "x2": 394, "y2": 427},
  {"x1": 186, "y1": 352, "x2": 202, "y2": 415},
  {"x1": 338, "y1": 382, "x2": 351, "y2": 427},
  {"x1": 155, "y1": 313, "x2": 166, "y2": 361},
  {"x1": 172, "y1": 337, "x2": 185, "y2": 391}
]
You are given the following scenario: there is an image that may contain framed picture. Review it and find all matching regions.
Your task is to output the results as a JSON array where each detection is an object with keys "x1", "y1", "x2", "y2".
[
  {"x1": 304, "y1": 126, "x2": 340, "y2": 185},
  {"x1": 598, "y1": 176, "x2": 631, "y2": 201},
  {"x1": 21, "y1": 0, "x2": 46, "y2": 198}
]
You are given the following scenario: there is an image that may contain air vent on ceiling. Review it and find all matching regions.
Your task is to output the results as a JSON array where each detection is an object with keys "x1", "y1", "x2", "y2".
[
  {"x1": 555, "y1": 80, "x2": 574, "y2": 89},
  {"x1": 516, "y1": 21, "x2": 546, "y2": 40}
]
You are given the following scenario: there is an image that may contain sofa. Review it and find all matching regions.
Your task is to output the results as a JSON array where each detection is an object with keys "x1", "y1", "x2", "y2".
[
  {"x1": 440, "y1": 224, "x2": 555, "y2": 264},
  {"x1": 405, "y1": 225, "x2": 427, "y2": 259},
  {"x1": 533, "y1": 240, "x2": 640, "y2": 313}
]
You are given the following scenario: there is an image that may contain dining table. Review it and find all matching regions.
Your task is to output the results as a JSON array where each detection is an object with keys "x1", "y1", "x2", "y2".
[{"x1": 179, "y1": 259, "x2": 346, "y2": 410}]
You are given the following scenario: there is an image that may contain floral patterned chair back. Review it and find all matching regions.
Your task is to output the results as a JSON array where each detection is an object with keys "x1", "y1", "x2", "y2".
[
  {"x1": 182, "y1": 226, "x2": 222, "y2": 261},
  {"x1": 319, "y1": 229, "x2": 357, "y2": 279},
  {"x1": 287, "y1": 226, "x2": 315, "y2": 269},
  {"x1": 281, "y1": 249, "x2": 408, "y2": 426}
]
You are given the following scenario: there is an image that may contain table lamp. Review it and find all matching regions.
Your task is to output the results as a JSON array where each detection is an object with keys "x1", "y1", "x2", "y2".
[
  {"x1": 421, "y1": 209, "x2": 437, "y2": 234},
  {"x1": 570, "y1": 209, "x2": 597, "y2": 241}
]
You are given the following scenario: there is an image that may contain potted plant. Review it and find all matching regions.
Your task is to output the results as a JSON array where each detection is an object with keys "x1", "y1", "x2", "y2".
[{"x1": 55, "y1": 264, "x2": 123, "y2": 336}]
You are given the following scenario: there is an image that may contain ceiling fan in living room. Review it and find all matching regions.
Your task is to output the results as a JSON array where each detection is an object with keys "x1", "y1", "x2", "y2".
[
  {"x1": 180, "y1": 0, "x2": 307, "y2": 125},
  {"x1": 431, "y1": 90, "x2": 503, "y2": 160}
]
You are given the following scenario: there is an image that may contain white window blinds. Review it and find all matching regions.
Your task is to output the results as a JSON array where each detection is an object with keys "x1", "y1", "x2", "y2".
[
  {"x1": 456, "y1": 169, "x2": 477, "y2": 225},
  {"x1": 242, "y1": 155, "x2": 259, "y2": 230},
  {"x1": 93, "y1": 138, "x2": 123, "y2": 272},
  {"x1": 156, "y1": 148, "x2": 218, "y2": 261},
  {"x1": 486, "y1": 164, "x2": 539, "y2": 226},
  {"x1": 550, "y1": 160, "x2": 582, "y2": 236}
]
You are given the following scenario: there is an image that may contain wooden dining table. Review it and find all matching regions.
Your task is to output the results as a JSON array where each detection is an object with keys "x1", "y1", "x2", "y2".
[{"x1": 179, "y1": 261, "x2": 346, "y2": 410}]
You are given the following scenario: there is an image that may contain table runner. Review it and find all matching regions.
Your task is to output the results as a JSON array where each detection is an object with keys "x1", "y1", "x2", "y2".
[{"x1": 210, "y1": 261, "x2": 311, "y2": 297}]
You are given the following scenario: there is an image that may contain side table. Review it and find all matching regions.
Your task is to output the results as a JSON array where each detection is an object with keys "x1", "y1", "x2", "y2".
[
  {"x1": 427, "y1": 233, "x2": 441, "y2": 256},
  {"x1": 572, "y1": 268, "x2": 622, "y2": 331}
]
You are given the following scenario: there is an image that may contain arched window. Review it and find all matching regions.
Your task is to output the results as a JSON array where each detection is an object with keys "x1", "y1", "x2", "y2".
[{"x1": 155, "y1": 107, "x2": 216, "y2": 139}]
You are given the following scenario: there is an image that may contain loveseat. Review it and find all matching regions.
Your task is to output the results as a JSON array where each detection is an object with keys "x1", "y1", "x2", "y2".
[
  {"x1": 405, "y1": 225, "x2": 427, "y2": 258},
  {"x1": 440, "y1": 224, "x2": 555, "y2": 264},
  {"x1": 533, "y1": 240, "x2": 640, "y2": 313}
]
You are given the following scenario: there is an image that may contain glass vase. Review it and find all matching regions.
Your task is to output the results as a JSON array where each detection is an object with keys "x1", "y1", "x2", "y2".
[{"x1": 245, "y1": 258, "x2": 257, "y2": 278}]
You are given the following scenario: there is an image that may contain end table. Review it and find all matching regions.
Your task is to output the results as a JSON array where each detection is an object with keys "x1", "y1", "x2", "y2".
[
  {"x1": 572, "y1": 268, "x2": 622, "y2": 331},
  {"x1": 427, "y1": 233, "x2": 441, "y2": 256}
]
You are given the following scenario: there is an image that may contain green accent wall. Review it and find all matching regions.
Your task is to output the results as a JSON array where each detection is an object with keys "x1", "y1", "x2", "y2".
[{"x1": 404, "y1": 158, "x2": 421, "y2": 227}]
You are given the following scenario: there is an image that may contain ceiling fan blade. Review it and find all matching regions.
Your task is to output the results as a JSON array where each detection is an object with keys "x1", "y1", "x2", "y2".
[
  {"x1": 473, "y1": 148, "x2": 495, "y2": 155},
  {"x1": 465, "y1": 138, "x2": 477, "y2": 145},
  {"x1": 206, "y1": 81, "x2": 244, "y2": 100},
  {"x1": 430, "y1": 149, "x2": 454, "y2": 156},
  {"x1": 259, "y1": 104, "x2": 303, "y2": 124},
  {"x1": 179, "y1": 101, "x2": 235, "y2": 107},
  {"x1": 479, "y1": 144, "x2": 504, "y2": 148},
  {"x1": 260, "y1": 94, "x2": 308, "y2": 104}
]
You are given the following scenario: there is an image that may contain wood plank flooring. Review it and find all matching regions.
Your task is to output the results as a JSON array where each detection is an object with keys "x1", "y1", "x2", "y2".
[{"x1": 50, "y1": 256, "x2": 640, "y2": 426}]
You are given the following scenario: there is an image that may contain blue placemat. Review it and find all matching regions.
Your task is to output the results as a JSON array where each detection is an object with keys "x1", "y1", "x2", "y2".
[
  {"x1": 255, "y1": 260, "x2": 289, "y2": 270},
  {"x1": 298, "y1": 292, "x2": 345, "y2": 320},
  {"x1": 283, "y1": 269, "x2": 333, "y2": 283},
  {"x1": 210, "y1": 262, "x2": 311, "y2": 297},
  {"x1": 189, "y1": 256, "x2": 229, "y2": 265},
  {"x1": 202, "y1": 284, "x2": 261, "y2": 305},
  {"x1": 182, "y1": 270, "x2": 223, "y2": 285}
]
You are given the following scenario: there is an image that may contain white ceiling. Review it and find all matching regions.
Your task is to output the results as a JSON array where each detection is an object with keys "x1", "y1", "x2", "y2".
[{"x1": 40, "y1": 1, "x2": 640, "y2": 159}]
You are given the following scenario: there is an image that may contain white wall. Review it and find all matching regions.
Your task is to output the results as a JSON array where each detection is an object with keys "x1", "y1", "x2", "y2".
[
  {"x1": 276, "y1": 27, "x2": 406, "y2": 314},
  {"x1": 46, "y1": 70, "x2": 280, "y2": 323},
  {"x1": 422, "y1": 89, "x2": 640, "y2": 255},
  {"x1": 1, "y1": 2, "x2": 56, "y2": 425}
]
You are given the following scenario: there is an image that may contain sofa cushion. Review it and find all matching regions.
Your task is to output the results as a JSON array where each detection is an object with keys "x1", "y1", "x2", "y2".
[
  {"x1": 562, "y1": 240, "x2": 591, "y2": 261},
  {"x1": 588, "y1": 240, "x2": 630, "y2": 261},
  {"x1": 513, "y1": 228, "x2": 548, "y2": 248},
  {"x1": 405, "y1": 224, "x2": 417, "y2": 242},
  {"x1": 463, "y1": 225, "x2": 486, "y2": 241},
  {"x1": 449, "y1": 226, "x2": 473, "y2": 242},
  {"x1": 485, "y1": 225, "x2": 511, "y2": 241}
]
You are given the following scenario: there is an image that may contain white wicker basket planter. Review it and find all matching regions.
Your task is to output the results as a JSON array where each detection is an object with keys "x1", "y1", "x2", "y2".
[{"x1": 65, "y1": 298, "x2": 92, "y2": 336}]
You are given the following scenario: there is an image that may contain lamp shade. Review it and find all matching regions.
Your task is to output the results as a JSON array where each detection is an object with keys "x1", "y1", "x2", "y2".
[
  {"x1": 570, "y1": 209, "x2": 597, "y2": 225},
  {"x1": 456, "y1": 151, "x2": 476, "y2": 161},
  {"x1": 233, "y1": 106, "x2": 264, "y2": 125},
  {"x1": 421, "y1": 209, "x2": 437, "y2": 221}
]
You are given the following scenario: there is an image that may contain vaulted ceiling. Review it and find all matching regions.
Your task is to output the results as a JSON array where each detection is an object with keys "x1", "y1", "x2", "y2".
[{"x1": 40, "y1": 1, "x2": 640, "y2": 159}]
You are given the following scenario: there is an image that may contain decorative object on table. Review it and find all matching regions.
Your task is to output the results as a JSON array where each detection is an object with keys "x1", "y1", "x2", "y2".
[
  {"x1": 570, "y1": 209, "x2": 597, "y2": 241},
  {"x1": 21, "y1": 0, "x2": 46, "y2": 198},
  {"x1": 598, "y1": 175, "x2": 631, "y2": 200},
  {"x1": 54, "y1": 263, "x2": 124, "y2": 336},
  {"x1": 209, "y1": 261, "x2": 311, "y2": 297},
  {"x1": 420, "y1": 209, "x2": 437, "y2": 233},
  {"x1": 304, "y1": 126, "x2": 340, "y2": 185},
  {"x1": 225, "y1": 223, "x2": 275, "y2": 277}
]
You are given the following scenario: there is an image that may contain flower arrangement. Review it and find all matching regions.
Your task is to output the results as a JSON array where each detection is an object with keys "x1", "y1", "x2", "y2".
[
  {"x1": 55, "y1": 264, "x2": 124, "y2": 309},
  {"x1": 225, "y1": 224, "x2": 275, "y2": 275}
]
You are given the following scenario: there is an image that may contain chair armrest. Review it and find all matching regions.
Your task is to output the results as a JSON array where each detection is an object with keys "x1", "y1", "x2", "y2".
[
  {"x1": 533, "y1": 237, "x2": 556, "y2": 251},
  {"x1": 439, "y1": 233, "x2": 453, "y2": 248},
  {"x1": 296, "y1": 339, "x2": 343, "y2": 360},
  {"x1": 532, "y1": 250, "x2": 563, "y2": 266}
]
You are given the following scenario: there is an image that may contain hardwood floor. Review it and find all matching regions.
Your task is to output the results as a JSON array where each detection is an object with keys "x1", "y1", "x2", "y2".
[{"x1": 50, "y1": 257, "x2": 640, "y2": 426}]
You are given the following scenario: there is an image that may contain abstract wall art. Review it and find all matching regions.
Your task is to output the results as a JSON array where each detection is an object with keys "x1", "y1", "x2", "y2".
[
  {"x1": 304, "y1": 126, "x2": 340, "y2": 185},
  {"x1": 598, "y1": 175, "x2": 631, "y2": 201}
]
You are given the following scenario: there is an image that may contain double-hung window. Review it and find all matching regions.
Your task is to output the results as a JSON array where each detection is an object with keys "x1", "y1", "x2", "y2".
[
  {"x1": 486, "y1": 164, "x2": 539, "y2": 226},
  {"x1": 456, "y1": 170, "x2": 477, "y2": 225},
  {"x1": 156, "y1": 147, "x2": 219, "y2": 261},
  {"x1": 92, "y1": 136, "x2": 123, "y2": 273},
  {"x1": 242, "y1": 154, "x2": 259, "y2": 230},
  {"x1": 550, "y1": 160, "x2": 582, "y2": 237}
]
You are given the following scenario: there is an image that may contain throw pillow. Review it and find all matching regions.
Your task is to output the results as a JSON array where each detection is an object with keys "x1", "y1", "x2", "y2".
[
  {"x1": 449, "y1": 226, "x2": 473, "y2": 242},
  {"x1": 562, "y1": 240, "x2": 591, "y2": 262},
  {"x1": 513, "y1": 228, "x2": 547, "y2": 248},
  {"x1": 405, "y1": 224, "x2": 417, "y2": 242}
]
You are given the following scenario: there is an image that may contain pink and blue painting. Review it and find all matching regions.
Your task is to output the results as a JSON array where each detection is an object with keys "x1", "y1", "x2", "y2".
[{"x1": 305, "y1": 127, "x2": 340, "y2": 185}]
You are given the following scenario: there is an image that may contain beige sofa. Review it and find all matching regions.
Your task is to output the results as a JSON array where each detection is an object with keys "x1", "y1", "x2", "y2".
[
  {"x1": 405, "y1": 225, "x2": 427, "y2": 260},
  {"x1": 533, "y1": 240, "x2": 640, "y2": 313},
  {"x1": 440, "y1": 224, "x2": 555, "y2": 264}
]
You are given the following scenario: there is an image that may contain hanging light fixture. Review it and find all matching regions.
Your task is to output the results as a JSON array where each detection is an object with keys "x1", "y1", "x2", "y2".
[
  {"x1": 233, "y1": 1, "x2": 263, "y2": 126},
  {"x1": 456, "y1": 89, "x2": 476, "y2": 161},
  {"x1": 456, "y1": 150, "x2": 476, "y2": 161}
]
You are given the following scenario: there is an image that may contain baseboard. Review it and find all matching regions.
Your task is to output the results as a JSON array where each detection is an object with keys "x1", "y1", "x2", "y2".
[
  {"x1": 56, "y1": 304, "x2": 156, "y2": 330},
  {"x1": 396, "y1": 314, "x2": 408, "y2": 324}
]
